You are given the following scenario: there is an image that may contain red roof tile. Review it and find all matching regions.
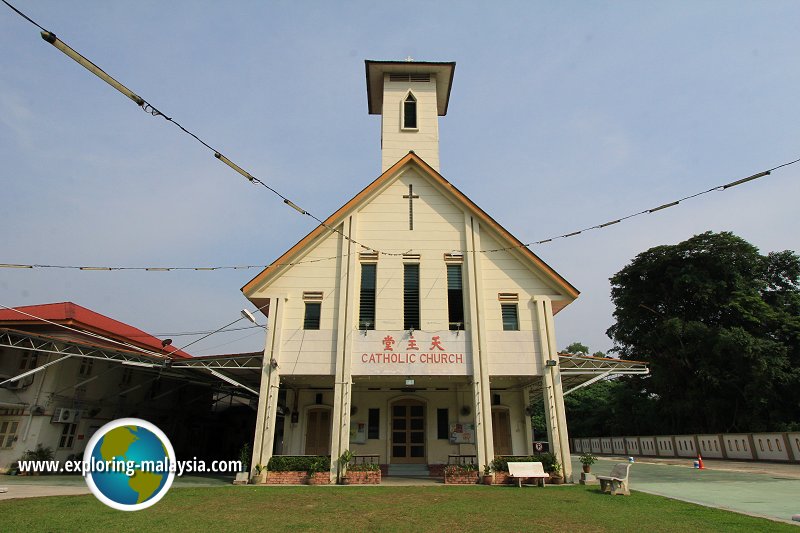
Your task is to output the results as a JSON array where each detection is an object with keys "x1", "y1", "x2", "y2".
[{"x1": 0, "y1": 302, "x2": 192, "y2": 358}]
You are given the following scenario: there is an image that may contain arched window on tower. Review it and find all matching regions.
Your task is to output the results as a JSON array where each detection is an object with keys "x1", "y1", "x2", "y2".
[{"x1": 402, "y1": 93, "x2": 417, "y2": 130}]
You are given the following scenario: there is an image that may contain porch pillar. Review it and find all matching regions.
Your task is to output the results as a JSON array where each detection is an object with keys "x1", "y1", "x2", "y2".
[
  {"x1": 252, "y1": 296, "x2": 286, "y2": 473},
  {"x1": 330, "y1": 216, "x2": 357, "y2": 482},
  {"x1": 464, "y1": 214, "x2": 494, "y2": 469},
  {"x1": 533, "y1": 295, "x2": 572, "y2": 482},
  {"x1": 522, "y1": 385, "x2": 534, "y2": 455}
]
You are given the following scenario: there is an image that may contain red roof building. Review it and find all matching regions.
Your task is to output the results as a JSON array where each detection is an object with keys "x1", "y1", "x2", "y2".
[{"x1": 0, "y1": 302, "x2": 192, "y2": 359}]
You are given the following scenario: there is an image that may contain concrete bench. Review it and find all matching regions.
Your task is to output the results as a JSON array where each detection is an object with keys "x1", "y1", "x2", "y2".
[
  {"x1": 507, "y1": 461, "x2": 548, "y2": 487},
  {"x1": 597, "y1": 463, "x2": 631, "y2": 496}
]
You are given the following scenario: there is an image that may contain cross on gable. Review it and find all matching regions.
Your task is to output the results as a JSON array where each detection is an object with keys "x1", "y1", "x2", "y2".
[{"x1": 403, "y1": 183, "x2": 420, "y2": 230}]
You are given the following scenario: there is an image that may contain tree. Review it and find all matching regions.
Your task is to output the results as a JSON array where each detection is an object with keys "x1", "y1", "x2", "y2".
[
  {"x1": 563, "y1": 342, "x2": 589, "y2": 355},
  {"x1": 607, "y1": 231, "x2": 800, "y2": 434}
]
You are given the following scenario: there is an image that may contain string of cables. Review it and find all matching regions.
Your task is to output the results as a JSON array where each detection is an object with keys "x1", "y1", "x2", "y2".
[
  {"x1": 2, "y1": 1, "x2": 798, "y2": 272},
  {"x1": 1, "y1": 154, "x2": 797, "y2": 271},
  {"x1": 0, "y1": 302, "x2": 267, "y2": 360},
  {"x1": 0, "y1": 0, "x2": 403, "y2": 260}
]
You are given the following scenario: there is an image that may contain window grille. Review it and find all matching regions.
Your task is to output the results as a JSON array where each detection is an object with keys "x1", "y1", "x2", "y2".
[
  {"x1": 303, "y1": 302, "x2": 321, "y2": 330},
  {"x1": 501, "y1": 303, "x2": 519, "y2": 331},
  {"x1": 447, "y1": 264, "x2": 464, "y2": 330},
  {"x1": 359, "y1": 264, "x2": 377, "y2": 330},
  {"x1": 404, "y1": 264, "x2": 420, "y2": 330}
]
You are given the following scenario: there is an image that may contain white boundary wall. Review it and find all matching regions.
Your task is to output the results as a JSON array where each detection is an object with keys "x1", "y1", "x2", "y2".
[{"x1": 572, "y1": 432, "x2": 800, "y2": 463}]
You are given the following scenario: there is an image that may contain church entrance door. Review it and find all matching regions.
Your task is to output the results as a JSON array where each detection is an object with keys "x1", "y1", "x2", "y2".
[{"x1": 391, "y1": 400, "x2": 426, "y2": 463}]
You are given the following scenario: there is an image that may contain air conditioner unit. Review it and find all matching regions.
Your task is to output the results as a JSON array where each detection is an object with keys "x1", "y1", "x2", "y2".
[{"x1": 52, "y1": 408, "x2": 80, "y2": 424}]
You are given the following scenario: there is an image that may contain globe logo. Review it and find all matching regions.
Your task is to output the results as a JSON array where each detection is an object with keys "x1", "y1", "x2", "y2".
[{"x1": 83, "y1": 418, "x2": 176, "y2": 511}]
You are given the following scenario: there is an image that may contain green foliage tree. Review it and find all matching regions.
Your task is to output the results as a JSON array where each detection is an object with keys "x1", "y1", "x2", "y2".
[
  {"x1": 563, "y1": 342, "x2": 589, "y2": 354},
  {"x1": 562, "y1": 379, "x2": 623, "y2": 437},
  {"x1": 607, "y1": 231, "x2": 800, "y2": 433}
]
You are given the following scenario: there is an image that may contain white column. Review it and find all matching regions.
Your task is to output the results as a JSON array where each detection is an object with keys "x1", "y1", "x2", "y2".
[
  {"x1": 533, "y1": 295, "x2": 572, "y2": 482},
  {"x1": 464, "y1": 214, "x2": 494, "y2": 469},
  {"x1": 330, "y1": 216, "x2": 358, "y2": 482},
  {"x1": 522, "y1": 385, "x2": 534, "y2": 455},
  {"x1": 251, "y1": 296, "x2": 286, "y2": 473}
]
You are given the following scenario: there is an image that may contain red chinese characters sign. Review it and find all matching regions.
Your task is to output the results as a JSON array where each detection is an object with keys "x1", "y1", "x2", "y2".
[{"x1": 353, "y1": 332, "x2": 470, "y2": 376}]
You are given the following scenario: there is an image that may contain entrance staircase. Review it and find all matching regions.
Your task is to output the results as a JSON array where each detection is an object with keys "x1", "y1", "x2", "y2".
[{"x1": 387, "y1": 464, "x2": 430, "y2": 478}]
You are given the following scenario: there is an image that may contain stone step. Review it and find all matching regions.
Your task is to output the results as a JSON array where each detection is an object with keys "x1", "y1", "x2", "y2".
[{"x1": 387, "y1": 464, "x2": 430, "y2": 477}]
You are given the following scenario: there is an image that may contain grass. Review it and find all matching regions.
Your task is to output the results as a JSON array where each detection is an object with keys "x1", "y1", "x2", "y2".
[{"x1": 1, "y1": 485, "x2": 795, "y2": 532}]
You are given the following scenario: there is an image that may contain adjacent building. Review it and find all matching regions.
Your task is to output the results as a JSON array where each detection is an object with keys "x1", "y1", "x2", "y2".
[{"x1": 0, "y1": 302, "x2": 254, "y2": 469}]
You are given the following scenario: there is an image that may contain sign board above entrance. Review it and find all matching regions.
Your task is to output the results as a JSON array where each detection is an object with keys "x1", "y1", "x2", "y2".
[{"x1": 352, "y1": 331, "x2": 471, "y2": 376}]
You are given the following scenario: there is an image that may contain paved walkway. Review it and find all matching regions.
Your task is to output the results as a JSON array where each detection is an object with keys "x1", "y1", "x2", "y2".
[
  {"x1": 580, "y1": 456, "x2": 800, "y2": 525},
  {"x1": 0, "y1": 485, "x2": 89, "y2": 500},
  {"x1": 0, "y1": 473, "x2": 230, "y2": 500}
]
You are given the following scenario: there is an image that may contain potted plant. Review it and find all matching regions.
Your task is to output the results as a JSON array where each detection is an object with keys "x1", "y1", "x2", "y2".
[
  {"x1": 548, "y1": 461, "x2": 564, "y2": 485},
  {"x1": 234, "y1": 442, "x2": 251, "y2": 485},
  {"x1": 579, "y1": 452, "x2": 597, "y2": 473},
  {"x1": 338, "y1": 449, "x2": 354, "y2": 484},
  {"x1": 17, "y1": 444, "x2": 54, "y2": 476},
  {"x1": 250, "y1": 462, "x2": 266, "y2": 484},
  {"x1": 481, "y1": 464, "x2": 493, "y2": 485}
]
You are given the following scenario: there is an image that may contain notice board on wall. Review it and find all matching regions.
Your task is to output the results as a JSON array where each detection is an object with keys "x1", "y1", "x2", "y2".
[
  {"x1": 350, "y1": 422, "x2": 367, "y2": 444},
  {"x1": 449, "y1": 423, "x2": 475, "y2": 444}
]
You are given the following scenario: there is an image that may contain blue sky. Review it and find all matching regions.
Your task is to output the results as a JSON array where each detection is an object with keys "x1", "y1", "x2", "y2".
[{"x1": 1, "y1": 1, "x2": 798, "y2": 356}]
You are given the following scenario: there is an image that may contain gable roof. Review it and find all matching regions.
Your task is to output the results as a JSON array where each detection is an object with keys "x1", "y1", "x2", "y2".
[
  {"x1": 0, "y1": 302, "x2": 192, "y2": 358},
  {"x1": 242, "y1": 152, "x2": 579, "y2": 312}
]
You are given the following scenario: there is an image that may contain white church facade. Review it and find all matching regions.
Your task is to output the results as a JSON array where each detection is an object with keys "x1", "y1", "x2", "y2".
[{"x1": 243, "y1": 60, "x2": 580, "y2": 481}]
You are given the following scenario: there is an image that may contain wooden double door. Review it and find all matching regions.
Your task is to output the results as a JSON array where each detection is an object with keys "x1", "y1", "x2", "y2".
[
  {"x1": 391, "y1": 400, "x2": 426, "y2": 463},
  {"x1": 305, "y1": 408, "x2": 331, "y2": 456},
  {"x1": 492, "y1": 408, "x2": 513, "y2": 456}
]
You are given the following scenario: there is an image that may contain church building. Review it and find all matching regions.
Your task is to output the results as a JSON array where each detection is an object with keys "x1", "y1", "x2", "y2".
[{"x1": 242, "y1": 60, "x2": 580, "y2": 481}]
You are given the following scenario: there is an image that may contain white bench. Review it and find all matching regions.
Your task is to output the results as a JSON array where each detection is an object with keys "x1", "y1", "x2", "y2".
[
  {"x1": 597, "y1": 463, "x2": 631, "y2": 496},
  {"x1": 507, "y1": 461, "x2": 548, "y2": 487}
]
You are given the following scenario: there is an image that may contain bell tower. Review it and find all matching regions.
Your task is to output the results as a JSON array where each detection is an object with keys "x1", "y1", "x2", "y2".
[{"x1": 365, "y1": 60, "x2": 456, "y2": 172}]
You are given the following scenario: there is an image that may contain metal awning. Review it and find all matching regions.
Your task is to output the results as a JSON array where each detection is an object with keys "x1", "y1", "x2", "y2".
[
  {"x1": 0, "y1": 328, "x2": 263, "y2": 398},
  {"x1": 554, "y1": 353, "x2": 649, "y2": 396},
  {"x1": 2, "y1": 328, "x2": 646, "y2": 401}
]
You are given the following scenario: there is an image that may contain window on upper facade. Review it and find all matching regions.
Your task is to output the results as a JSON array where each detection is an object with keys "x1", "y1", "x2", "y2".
[
  {"x1": 0, "y1": 420, "x2": 19, "y2": 448},
  {"x1": 359, "y1": 263, "x2": 377, "y2": 330},
  {"x1": 303, "y1": 302, "x2": 321, "y2": 330},
  {"x1": 501, "y1": 303, "x2": 519, "y2": 331},
  {"x1": 446, "y1": 264, "x2": 464, "y2": 330},
  {"x1": 402, "y1": 93, "x2": 417, "y2": 130},
  {"x1": 404, "y1": 263, "x2": 420, "y2": 331},
  {"x1": 78, "y1": 358, "x2": 93, "y2": 377},
  {"x1": 19, "y1": 351, "x2": 38, "y2": 371},
  {"x1": 58, "y1": 423, "x2": 77, "y2": 449}
]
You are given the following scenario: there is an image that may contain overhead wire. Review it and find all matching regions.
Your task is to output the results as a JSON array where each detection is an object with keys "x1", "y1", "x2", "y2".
[
  {"x1": 0, "y1": 301, "x2": 268, "y2": 359},
  {"x1": 475, "y1": 161, "x2": 797, "y2": 254},
  {"x1": 1, "y1": 156, "x2": 797, "y2": 270},
  {"x1": 2, "y1": 1, "x2": 798, "y2": 270},
  {"x1": 0, "y1": 0, "x2": 403, "y2": 259},
  {"x1": 0, "y1": 302, "x2": 171, "y2": 359}
]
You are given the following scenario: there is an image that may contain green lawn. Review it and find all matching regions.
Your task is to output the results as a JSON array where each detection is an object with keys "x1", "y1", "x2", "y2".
[{"x1": 1, "y1": 485, "x2": 794, "y2": 532}]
